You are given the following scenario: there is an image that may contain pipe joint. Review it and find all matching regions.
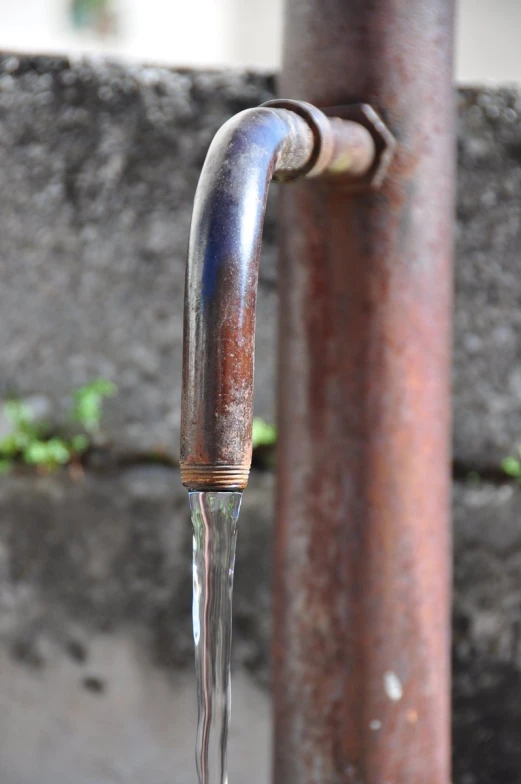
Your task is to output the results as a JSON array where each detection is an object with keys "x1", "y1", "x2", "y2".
[{"x1": 263, "y1": 99, "x2": 390, "y2": 184}]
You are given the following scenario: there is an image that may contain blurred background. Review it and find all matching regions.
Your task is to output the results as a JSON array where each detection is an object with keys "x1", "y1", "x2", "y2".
[{"x1": 0, "y1": 0, "x2": 521, "y2": 80}]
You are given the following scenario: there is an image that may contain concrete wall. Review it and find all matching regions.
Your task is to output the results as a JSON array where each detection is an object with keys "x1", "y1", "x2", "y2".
[{"x1": 1, "y1": 54, "x2": 521, "y2": 782}]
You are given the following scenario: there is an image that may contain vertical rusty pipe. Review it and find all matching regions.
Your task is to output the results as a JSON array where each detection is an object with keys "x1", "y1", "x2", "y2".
[{"x1": 275, "y1": 2, "x2": 455, "y2": 783}]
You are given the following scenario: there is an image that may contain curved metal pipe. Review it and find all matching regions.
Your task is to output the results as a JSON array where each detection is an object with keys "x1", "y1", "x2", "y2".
[{"x1": 180, "y1": 102, "x2": 378, "y2": 490}]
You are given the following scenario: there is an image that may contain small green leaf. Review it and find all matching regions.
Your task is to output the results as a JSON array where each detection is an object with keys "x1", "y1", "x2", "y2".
[
  {"x1": 24, "y1": 439, "x2": 71, "y2": 468},
  {"x1": 46, "y1": 439, "x2": 72, "y2": 464},
  {"x1": 23, "y1": 441, "x2": 50, "y2": 465},
  {"x1": 501, "y1": 456, "x2": 521, "y2": 478},
  {"x1": 71, "y1": 434, "x2": 89, "y2": 454},
  {"x1": 0, "y1": 433, "x2": 24, "y2": 458},
  {"x1": 70, "y1": 378, "x2": 117, "y2": 433},
  {"x1": 4, "y1": 401, "x2": 33, "y2": 431},
  {"x1": 252, "y1": 418, "x2": 277, "y2": 449},
  {"x1": 0, "y1": 459, "x2": 13, "y2": 474},
  {"x1": 0, "y1": 380, "x2": 116, "y2": 470}
]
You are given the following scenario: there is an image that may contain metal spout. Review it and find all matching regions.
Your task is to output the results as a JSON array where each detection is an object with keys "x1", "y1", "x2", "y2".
[{"x1": 180, "y1": 100, "x2": 381, "y2": 491}]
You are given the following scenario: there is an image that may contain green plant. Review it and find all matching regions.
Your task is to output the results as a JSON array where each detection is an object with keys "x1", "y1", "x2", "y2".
[
  {"x1": 501, "y1": 453, "x2": 521, "y2": 480},
  {"x1": 251, "y1": 417, "x2": 277, "y2": 450},
  {"x1": 70, "y1": 378, "x2": 117, "y2": 433},
  {"x1": 70, "y1": 0, "x2": 118, "y2": 34},
  {"x1": 0, "y1": 378, "x2": 116, "y2": 473}
]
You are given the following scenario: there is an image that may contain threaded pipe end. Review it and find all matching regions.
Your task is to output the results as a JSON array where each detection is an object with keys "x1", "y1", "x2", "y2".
[{"x1": 180, "y1": 463, "x2": 250, "y2": 491}]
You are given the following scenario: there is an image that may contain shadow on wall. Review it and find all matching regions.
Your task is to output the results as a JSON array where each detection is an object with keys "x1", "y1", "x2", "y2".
[{"x1": 453, "y1": 649, "x2": 521, "y2": 783}]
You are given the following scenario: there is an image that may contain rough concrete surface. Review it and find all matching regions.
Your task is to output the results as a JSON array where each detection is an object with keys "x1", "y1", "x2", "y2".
[
  {"x1": 453, "y1": 479, "x2": 521, "y2": 783},
  {"x1": 0, "y1": 466, "x2": 274, "y2": 678},
  {"x1": 0, "y1": 466, "x2": 191, "y2": 669},
  {"x1": 0, "y1": 53, "x2": 277, "y2": 458},
  {"x1": 0, "y1": 637, "x2": 271, "y2": 784},
  {"x1": 0, "y1": 466, "x2": 273, "y2": 782},
  {"x1": 0, "y1": 53, "x2": 521, "y2": 782},
  {"x1": 455, "y1": 88, "x2": 521, "y2": 466}
]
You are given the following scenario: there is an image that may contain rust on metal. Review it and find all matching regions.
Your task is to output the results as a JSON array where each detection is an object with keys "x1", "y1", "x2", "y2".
[
  {"x1": 180, "y1": 102, "x2": 382, "y2": 491},
  {"x1": 326, "y1": 117, "x2": 376, "y2": 178},
  {"x1": 265, "y1": 98, "x2": 382, "y2": 182},
  {"x1": 325, "y1": 103, "x2": 396, "y2": 188},
  {"x1": 180, "y1": 106, "x2": 312, "y2": 491},
  {"x1": 274, "y1": 0, "x2": 455, "y2": 782}
]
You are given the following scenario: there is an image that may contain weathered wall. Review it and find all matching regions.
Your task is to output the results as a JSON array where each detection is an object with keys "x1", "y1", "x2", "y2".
[
  {"x1": 0, "y1": 54, "x2": 278, "y2": 457},
  {"x1": 0, "y1": 54, "x2": 521, "y2": 783}
]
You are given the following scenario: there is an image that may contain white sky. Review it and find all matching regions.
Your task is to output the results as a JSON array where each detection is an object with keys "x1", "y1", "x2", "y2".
[{"x1": 0, "y1": 0, "x2": 519, "y2": 82}]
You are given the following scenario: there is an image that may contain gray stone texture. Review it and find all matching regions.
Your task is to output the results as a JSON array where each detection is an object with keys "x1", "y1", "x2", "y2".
[
  {"x1": 0, "y1": 465, "x2": 273, "y2": 783},
  {"x1": 0, "y1": 642, "x2": 271, "y2": 784},
  {"x1": 455, "y1": 88, "x2": 521, "y2": 467},
  {"x1": 0, "y1": 53, "x2": 277, "y2": 458},
  {"x1": 453, "y1": 480, "x2": 521, "y2": 783},
  {"x1": 0, "y1": 53, "x2": 521, "y2": 782},
  {"x1": 0, "y1": 465, "x2": 274, "y2": 679}
]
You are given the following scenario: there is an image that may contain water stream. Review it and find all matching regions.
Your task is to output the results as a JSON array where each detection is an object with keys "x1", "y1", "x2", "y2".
[{"x1": 189, "y1": 490, "x2": 242, "y2": 784}]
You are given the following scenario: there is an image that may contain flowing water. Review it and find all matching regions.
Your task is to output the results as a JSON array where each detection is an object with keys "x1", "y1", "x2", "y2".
[{"x1": 189, "y1": 491, "x2": 242, "y2": 784}]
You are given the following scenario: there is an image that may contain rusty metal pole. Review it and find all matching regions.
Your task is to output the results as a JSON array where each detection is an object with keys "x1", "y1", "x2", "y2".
[{"x1": 274, "y1": 1, "x2": 455, "y2": 783}]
